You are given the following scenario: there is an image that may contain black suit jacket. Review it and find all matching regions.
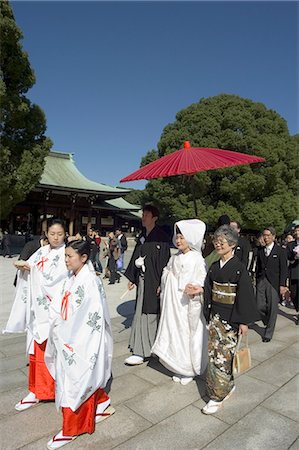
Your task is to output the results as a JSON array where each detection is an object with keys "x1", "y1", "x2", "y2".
[
  {"x1": 287, "y1": 241, "x2": 299, "y2": 281},
  {"x1": 256, "y1": 243, "x2": 288, "y2": 293},
  {"x1": 234, "y1": 236, "x2": 251, "y2": 268}
]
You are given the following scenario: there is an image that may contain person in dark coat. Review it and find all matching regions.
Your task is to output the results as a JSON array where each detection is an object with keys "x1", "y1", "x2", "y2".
[
  {"x1": 107, "y1": 231, "x2": 120, "y2": 284},
  {"x1": 85, "y1": 228, "x2": 98, "y2": 270},
  {"x1": 124, "y1": 205, "x2": 170, "y2": 365},
  {"x1": 286, "y1": 225, "x2": 299, "y2": 324},
  {"x1": 256, "y1": 227, "x2": 288, "y2": 341},
  {"x1": 115, "y1": 228, "x2": 127, "y2": 273},
  {"x1": 2, "y1": 231, "x2": 12, "y2": 257},
  {"x1": 230, "y1": 220, "x2": 252, "y2": 269}
]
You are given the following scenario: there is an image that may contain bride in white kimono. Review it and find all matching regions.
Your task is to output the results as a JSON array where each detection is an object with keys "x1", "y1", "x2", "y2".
[
  {"x1": 45, "y1": 239, "x2": 114, "y2": 449},
  {"x1": 152, "y1": 219, "x2": 208, "y2": 385},
  {"x1": 3, "y1": 218, "x2": 68, "y2": 410}
]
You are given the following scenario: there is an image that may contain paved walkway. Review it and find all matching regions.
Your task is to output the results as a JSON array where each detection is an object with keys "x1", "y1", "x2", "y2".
[{"x1": 0, "y1": 251, "x2": 298, "y2": 450}]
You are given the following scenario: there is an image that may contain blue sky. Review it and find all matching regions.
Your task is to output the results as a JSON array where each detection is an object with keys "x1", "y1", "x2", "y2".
[{"x1": 12, "y1": 1, "x2": 298, "y2": 190}]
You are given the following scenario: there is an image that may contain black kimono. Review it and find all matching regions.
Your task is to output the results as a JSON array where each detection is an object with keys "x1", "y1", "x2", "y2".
[
  {"x1": 204, "y1": 256, "x2": 260, "y2": 329},
  {"x1": 124, "y1": 226, "x2": 170, "y2": 358},
  {"x1": 125, "y1": 226, "x2": 170, "y2": 314},
  {"x1": 203, "y1": 256, "x2": 259, "y2": 402}
]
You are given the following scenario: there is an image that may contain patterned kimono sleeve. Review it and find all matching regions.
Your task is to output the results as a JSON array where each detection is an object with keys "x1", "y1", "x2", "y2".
[{"x1": 48, "y1": 293, "x2": 63, "y2": 329}]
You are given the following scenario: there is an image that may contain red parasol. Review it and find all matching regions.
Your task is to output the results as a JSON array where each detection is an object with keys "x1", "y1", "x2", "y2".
[{"x1": 120, "y1": 141, "x2": 265, "y2": 215}]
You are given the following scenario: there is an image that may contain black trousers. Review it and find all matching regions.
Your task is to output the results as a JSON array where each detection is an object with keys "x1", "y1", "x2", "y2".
[
  {"x1": 290, "y1": 279, "x2": 299, "y2": 312},
  {"x1": 108, "y1": 257, "x2": 120, "y2": 284},
  {"x1": 256, "y1": 278, "x2": 280, "y2": 339}
]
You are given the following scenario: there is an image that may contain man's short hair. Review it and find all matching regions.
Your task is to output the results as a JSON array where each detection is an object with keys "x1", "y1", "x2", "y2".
[
  {"x1": 143, "y1": 204, "x2": 160, "y2": 219},
  {"x1": 263, "y1": 226, "x2": 276, "y2": 236},
  {"x1": 217, "y1": 214, "x2": 230, "y2": 227}
]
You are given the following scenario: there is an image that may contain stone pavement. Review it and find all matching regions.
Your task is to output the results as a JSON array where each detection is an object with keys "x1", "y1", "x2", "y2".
[{"x1": 0, "y1": 250, "x2": 299, "y2": 450}]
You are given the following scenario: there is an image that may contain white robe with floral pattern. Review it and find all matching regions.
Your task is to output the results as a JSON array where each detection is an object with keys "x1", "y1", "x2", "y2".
[
  {"x1": 3, "y1": 244, "x2": 67, "y2": 354},
  {"x1": 45, "y1": 263, "x2": 113, "y2": 412}
]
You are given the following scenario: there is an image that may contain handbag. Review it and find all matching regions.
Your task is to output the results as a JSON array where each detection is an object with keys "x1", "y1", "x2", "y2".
[
  {"x1": 116, "y1": 257, "x2": 123, "y2": 271},
  {"x1": 233, "y1": 334, "x2": 251, "y2": 375}
]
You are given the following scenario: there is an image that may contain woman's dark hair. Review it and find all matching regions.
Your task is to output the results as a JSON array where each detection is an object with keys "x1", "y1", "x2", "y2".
[
  {"x1": 66, "y1": 239, "x2": 91, "y2": 259},
  {"x1": 175, "y1": 225, "x2": 182, "y2": 235},
  {"x1": 47, "y1": 217, "x2": 66, "y2": 232}
]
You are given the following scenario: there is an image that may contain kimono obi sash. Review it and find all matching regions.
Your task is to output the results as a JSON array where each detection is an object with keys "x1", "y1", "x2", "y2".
[{"x1": 212, "y1": 281, "x2": 237, "y2": 305}]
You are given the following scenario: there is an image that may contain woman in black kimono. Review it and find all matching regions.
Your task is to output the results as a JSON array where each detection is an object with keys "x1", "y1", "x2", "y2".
[{"x1": 187, "y1": 225, "x2": 259, "y2": 414}]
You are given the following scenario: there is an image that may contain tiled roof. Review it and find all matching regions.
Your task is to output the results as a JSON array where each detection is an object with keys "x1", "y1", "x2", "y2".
[{"x1": 39, "y1": 151, "x2": 129, "y2": 195}]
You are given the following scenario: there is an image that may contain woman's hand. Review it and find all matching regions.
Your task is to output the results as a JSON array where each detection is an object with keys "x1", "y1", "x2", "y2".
[
  {"x1": 238, "y1": 324, "x2": 248, "y2": 335},
  {"x1": 184, "y1": 284, "x2": 203, "y2": 296},
  {"x1": 14, "y1": 260, "x2": 31, "y2": 272}
]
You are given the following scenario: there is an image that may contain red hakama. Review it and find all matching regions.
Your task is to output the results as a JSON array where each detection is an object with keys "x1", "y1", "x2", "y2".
[
  {"x1": 29, "y1": 340, "x2": 55, "y2": 400},
  {"x1": 62, "y1": 388, "x2": 109, "y2": 436}
]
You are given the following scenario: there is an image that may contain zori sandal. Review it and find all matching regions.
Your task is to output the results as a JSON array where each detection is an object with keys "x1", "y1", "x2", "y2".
[
  {"x1": 95, "y1": 405, "x2": 115, "y2": 424},
  {"x1": 47, "y1": 431, "x2": 77, "y2": 449},
  {"x1": 15, "y1": 392, "x2": 39, "y2": 411}
]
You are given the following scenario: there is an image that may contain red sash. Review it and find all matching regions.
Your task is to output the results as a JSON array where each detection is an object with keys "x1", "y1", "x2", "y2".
[
  {"x1": 61, "y1": 291, "x2": 71, "y2": 320},
  {"x1": 37, "y1": 257, "x2": 49, "y2": 271}
]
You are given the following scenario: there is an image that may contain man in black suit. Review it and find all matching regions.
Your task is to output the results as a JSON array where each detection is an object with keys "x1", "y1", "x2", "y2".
[
  {"x1": 230, "y1": 221, "x2": 251, "y2": 269},
  {"x1": 287, "y1": 225, "x2": 299, "y2": 325},
  {"x1": 256, "y1": 227, "x2": 288, "y2": 342}
]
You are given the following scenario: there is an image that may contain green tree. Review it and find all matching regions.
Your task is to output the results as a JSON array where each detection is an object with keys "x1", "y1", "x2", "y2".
[
  {"x1": 124, "y1": 189, "x2": 143, "y2": 206},
  {"x1": 0, "y1": 1, "x2": 52, "y2": 218},
  {"x1": 141, "y1": 94, "x2": 299, "y2": 234}
]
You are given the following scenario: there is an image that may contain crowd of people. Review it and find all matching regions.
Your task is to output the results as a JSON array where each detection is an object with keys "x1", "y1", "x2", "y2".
[{"x1": 2, "y1": 209, "x2": 299, "y2": 448}]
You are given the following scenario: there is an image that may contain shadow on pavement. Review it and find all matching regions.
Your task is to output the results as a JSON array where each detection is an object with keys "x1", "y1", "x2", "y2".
[
  {"x1": 248, "y1": 322, "x2": 264, "y2": 337},
  {"x1": 278, "y1": 308, "x2": 298, "y2": 324},
  {"x1": 117, "y1": 300, "x2": 135, "y2": 328}
]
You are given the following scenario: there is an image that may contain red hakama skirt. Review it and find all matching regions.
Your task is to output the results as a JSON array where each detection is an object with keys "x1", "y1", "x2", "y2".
[
  {"x1": 62, "y1": 388, "x2": 110, "y2": 436},
  {"x1": 29, "y1": 340, "x2": 55, "y2": 400}
]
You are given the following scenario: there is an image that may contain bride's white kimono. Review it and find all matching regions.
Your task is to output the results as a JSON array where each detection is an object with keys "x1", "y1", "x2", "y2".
[
  {"x1": 152, "y1": 220, "x2": 208, "y2": 377},
  {"x1": 45, "y1": 263, "x2": 113, "y2": 412},
  {"x1": 3, "y1": 244, "x2": 67, "y2": 354}
]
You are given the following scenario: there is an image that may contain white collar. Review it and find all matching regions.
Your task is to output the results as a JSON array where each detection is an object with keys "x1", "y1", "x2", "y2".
[
  {"x1": 265, "y1": 242, "x2": 274, "y2": 252},
  {"x1": 265, "y1": 242, "x2": 274, "y2": 255},
  {"x1": 220, "y1": 255, "x2": 234, "y2": 268}
]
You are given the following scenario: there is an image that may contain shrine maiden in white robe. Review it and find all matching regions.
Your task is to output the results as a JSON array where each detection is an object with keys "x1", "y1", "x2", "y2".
[
  {"x1": 45, "y1": 263, "x2": 113, "y2": 412},
  {"x1": 3, "y1": 244, "x2": 67, "y2": 354},
  {"x1": 152, "y1": 219, "x2": 208, "y2": 377}
]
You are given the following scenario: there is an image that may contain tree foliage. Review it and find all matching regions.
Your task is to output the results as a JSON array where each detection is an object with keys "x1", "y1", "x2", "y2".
[
  {"x1": 0, "y1": 1, "x2": 52, "y2": 218},
  {"x1": 140, "y1": 94, "x2": 298, "y2": 234},
  {"x1": 124, "y1": 188, "x2": 143, "y2": 206}
]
